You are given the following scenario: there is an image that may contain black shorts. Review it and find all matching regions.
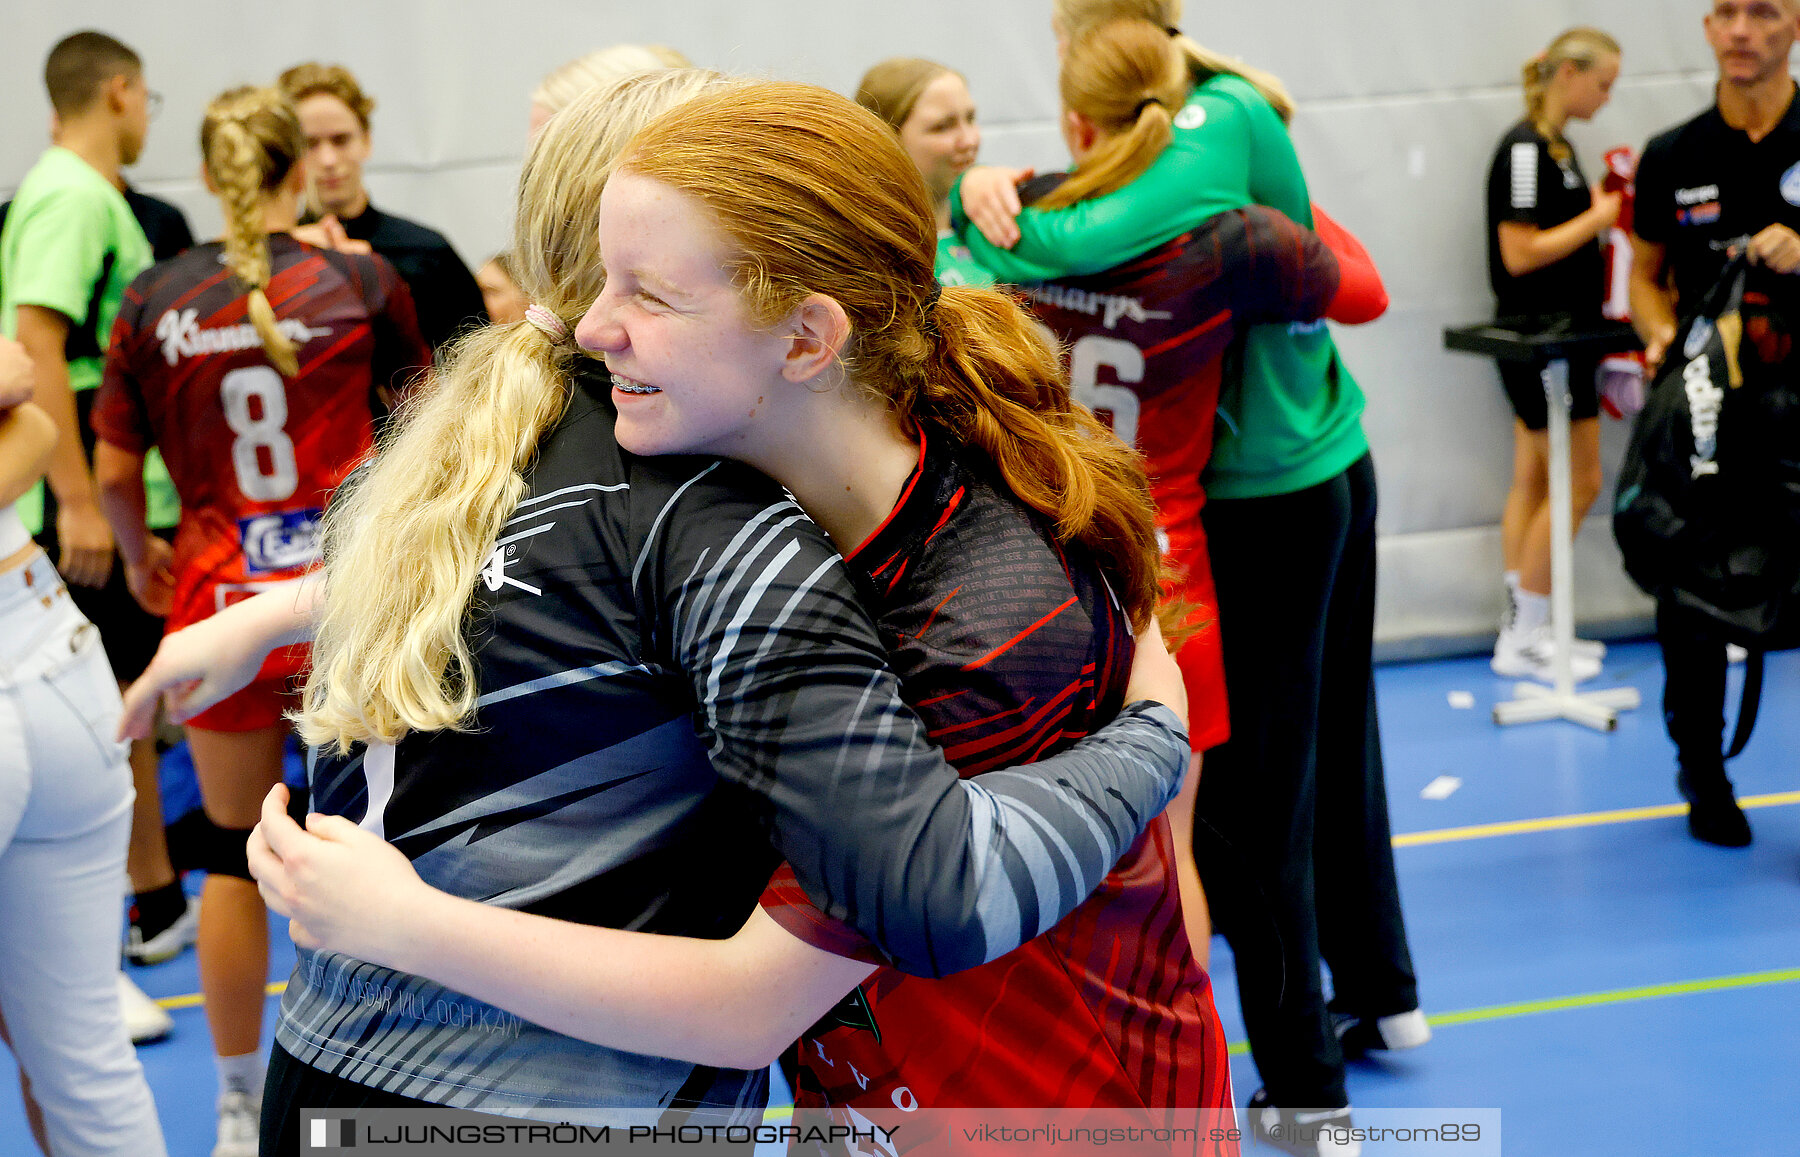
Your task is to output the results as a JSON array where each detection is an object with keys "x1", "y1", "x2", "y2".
[
  {"x1": 31, "y1": 518, "x2": 170, "y2": 683},
  {"x1": 1499, "y1": 356, "x2": 1599, "y2": 431},
  {"x1": 262, "y1": 1043, "x2": 437, "y2": 1156}
]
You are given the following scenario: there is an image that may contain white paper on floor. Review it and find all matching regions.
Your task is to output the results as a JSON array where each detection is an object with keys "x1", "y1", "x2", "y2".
[
  {"x1": 1447, "y1": 690, "x2": 1476, "y2": 709},
  {"x1": 1421, "y1": 775, "x2": 1463, "y2": 800}
]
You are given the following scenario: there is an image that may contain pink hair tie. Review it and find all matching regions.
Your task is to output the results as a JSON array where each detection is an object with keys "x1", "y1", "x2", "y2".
[{"x1": 525, "y1": 304, "x2": 569, "y2": 342}]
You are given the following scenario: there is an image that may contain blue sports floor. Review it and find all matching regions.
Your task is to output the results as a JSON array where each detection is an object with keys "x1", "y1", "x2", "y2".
[{"x1": 3, "y1": 640, "x2": 1795, "y2": 1156}]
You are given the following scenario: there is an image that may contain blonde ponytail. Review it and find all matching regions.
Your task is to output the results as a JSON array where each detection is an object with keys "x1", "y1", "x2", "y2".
[
  {"x1": 201, "y1": 87, "x2": 301, "y2": 377},
  {"x1": 1523, "y1": 27, "x2": 1621, "y2": 164},
  {"x1": 1035, "y1": 18, "x2": 1190, "y2": 210},
  {"x1": 1053, "y1": 0, "x2": 1295, "y2": 123},
  {"x1": 296, "y1": 68, "x2": 736, "y2": 753},
  {"x1": 296, "y1": 323, "x2": 572, "y2": 750}
]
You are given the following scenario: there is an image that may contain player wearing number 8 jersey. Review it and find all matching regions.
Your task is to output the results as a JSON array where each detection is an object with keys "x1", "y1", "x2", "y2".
[
  {"x1": 95, "y1": 235, "x2": 425, "y2": 671},
  {"x1": 91, "y1": 85, "x2": 428, "y2": 1157}
]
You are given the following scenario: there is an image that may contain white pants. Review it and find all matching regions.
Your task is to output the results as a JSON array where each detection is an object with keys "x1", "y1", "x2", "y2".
[{"x1": 0, "y1": 550, "x2": 166, "y2": 1157}]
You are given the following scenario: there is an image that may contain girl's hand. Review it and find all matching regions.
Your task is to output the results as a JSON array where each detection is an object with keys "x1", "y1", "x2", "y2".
[
  {"x1": 959, "y1": 166, "x2": 1032, "y2": 249},
  {"x1": 249, "y1": 784, "x2": 429, "y2": 968},
  {"x1": 117, "y1": 597, "x2": 292, "y2": 738},
  {"x1": 0, "y1": 337, "x2": 33, "y2": 408}
]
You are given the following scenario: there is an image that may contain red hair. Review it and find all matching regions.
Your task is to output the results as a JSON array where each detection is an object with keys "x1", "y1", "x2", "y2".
[{"x1": 619, "y1": 80, "x2": 1163, "y2": 627}]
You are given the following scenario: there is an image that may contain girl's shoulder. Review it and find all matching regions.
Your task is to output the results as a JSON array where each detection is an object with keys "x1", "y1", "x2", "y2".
[{"x1": 1187, "y1": 72, "x2": 1280, "y2": 126}]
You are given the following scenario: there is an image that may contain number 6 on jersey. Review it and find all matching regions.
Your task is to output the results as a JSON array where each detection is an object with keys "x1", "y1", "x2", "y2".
[{"x1": 1068, "y1": 334, "x2": 1144, "y2": 447}]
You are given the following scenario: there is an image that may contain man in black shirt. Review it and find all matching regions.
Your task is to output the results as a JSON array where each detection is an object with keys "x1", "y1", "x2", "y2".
[
  {"x1": 278, "y1": 62, "x2": 486, "y2": 353},
  {"x1": 1629, "y1": 0, "x2": 1800, "y2": 846}
]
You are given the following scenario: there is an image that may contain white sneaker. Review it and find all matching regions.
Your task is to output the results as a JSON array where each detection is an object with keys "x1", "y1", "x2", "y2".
[
  {"x1": 126, "y1": 892, "x2": 201, "y2": 965},
  {"x1": 213, "y1": 1090, "x2": 260, "y2": 1157},
  {"x1": 1727, "y1": 643, "x2": 1749, "y2": 664},
  {"x1": 1491, "y1": 627, "x2": 1602, "y2": 683},
  {"x1": 117, "y1": 972, "x2": 172, "y2": 1044},
  {"x1": 1334, "y1": 1007, "x2": 1431, "y2": 1054},
  {"x1": 1570, "y1": 636, "x2": 1607, "y2": 660}
]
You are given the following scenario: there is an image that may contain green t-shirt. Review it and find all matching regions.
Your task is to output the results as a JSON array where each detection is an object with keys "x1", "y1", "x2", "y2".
[
  {"x1": 951, "y1": 75, "x2": 1369, "y2": 499},
  {"x1": 1, "y1": 147, "x2": 178, "y2": 530},
  {"x1": 935, "y1": 231, "x2": 996, "y2": 287}
]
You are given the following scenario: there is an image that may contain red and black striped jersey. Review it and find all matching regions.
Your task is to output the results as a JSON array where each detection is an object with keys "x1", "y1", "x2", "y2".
[
  {"x1": 761, "y1": 428, "x2": 1233, "y2": 1135},
  {"x1": 1019, "y1": 203, "x2": 1340, "y2": 754},
  {"x1": 93, "y1": 235, "x2": 430, "y2": 631}
]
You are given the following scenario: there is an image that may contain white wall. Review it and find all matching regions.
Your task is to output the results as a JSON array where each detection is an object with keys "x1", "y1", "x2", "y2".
[{"x1": 1, "y1": 2, "x2": 1732, "y2": 648}]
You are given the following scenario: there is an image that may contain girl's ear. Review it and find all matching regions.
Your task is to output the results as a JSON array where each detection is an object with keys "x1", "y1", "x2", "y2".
[
  {"x1": 199, "y1": 163, "x2": 219, "y2": 196},
  {"x1": 1064, "y1": 108, "x2": 1101, "y2": 158},
  {"x1": 782, "y1": 294, "x2": 851, "y2": 384}
]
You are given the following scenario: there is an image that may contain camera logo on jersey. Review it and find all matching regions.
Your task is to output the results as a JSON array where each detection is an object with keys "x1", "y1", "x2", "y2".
[
  {"x1": 238, "y1": 509, "x2": 323, "y2": 574},
  {"x1": 1174, "y1": 104, "x2": 1206, "y2": 131}
]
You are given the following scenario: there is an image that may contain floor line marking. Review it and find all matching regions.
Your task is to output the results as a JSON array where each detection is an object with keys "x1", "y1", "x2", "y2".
[
  {"x1": 1224, "y1": 967, "x2": 1800, "y2": 1056},
  {"x1": 1394, "y1": 790, "x2": 1800, "y2": 847}
]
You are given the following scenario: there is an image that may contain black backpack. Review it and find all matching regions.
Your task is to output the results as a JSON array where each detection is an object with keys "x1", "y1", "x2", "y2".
[{"x1": 1613, "y1": 253, "x2": 1800, "y2": 754}]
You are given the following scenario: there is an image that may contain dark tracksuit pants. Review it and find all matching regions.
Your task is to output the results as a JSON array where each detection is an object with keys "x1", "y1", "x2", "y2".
[
  {"x1": 1655, "y1": 599, "x2": 1730, "y2": 771},
  {"x1": 1193, "y1": 452, "x2": 1418, "y2": 1109}
]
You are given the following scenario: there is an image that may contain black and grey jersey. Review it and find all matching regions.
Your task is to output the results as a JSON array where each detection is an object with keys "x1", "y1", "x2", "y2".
[
  {"x1": 1486, "y1": 119, "x2": 1603, "y2": 320},
  {"x1": 274, "y1": 364, "x2": 1188, "y2": 1121}
]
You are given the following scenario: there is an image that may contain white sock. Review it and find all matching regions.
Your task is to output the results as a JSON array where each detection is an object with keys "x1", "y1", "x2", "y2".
[
  {"x1": 216, "y1": 1050, "x2": 265, "y2": 1101},
  {"x1": 1511, "y1": 588, "x2": 1550, "y2": 636},
  {"x1": 1503, "y1": 570, "x2": 1521, "y2": 594}
]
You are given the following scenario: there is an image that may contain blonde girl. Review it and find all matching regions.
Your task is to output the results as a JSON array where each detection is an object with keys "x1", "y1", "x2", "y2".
[
  {"x1": 90, "y1": 84, "x2": 429, "y2": 1157},
  {"x1": 1486, "y1": 28, "x2": 1624, "y2": 681}
]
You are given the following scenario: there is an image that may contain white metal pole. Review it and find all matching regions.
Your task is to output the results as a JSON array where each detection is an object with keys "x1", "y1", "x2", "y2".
[{"x1": 1542, "y1": 358, "x2": 1576, "y2": 697}]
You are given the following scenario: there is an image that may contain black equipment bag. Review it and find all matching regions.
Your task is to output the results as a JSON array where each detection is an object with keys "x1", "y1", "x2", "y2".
[{"x1": 1613, "y1": 253, "x2": 1800, "y2": 755}]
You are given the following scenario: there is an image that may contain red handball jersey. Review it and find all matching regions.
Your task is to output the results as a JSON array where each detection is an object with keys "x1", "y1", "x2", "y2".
[
  {"x1": 1017, "y1": 202, "x2": 1341, "y2": 753},
  {"x1": 760, "y1": 429, "x2": 1234, "y2": 1152},
  {"x1": 94, "y1": 236, "x2": 430, "y2": 653}
]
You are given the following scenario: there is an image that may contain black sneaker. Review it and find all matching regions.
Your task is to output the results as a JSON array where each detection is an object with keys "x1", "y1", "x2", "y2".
[
  {"x1": 1677, "y1": 766, "x2": 1752, "y2": 847},
  {"x1": 1247, "y1": 1088, "x2": 1361, "y2": 1156}
]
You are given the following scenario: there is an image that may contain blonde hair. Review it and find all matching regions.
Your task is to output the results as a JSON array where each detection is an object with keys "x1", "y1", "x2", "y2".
[
  {"x1": 1523, "y1": 27, "x2": 1621, "y2": 163},
  {"x1": 531, "y1": 44, "x2": 692, "y2": 115},
  {"x1": 200, "y1": 86, "x2": 303, "y2": 378},
  {"x1": 297, "y1": 68, "x2": 734, "y2": 753},
  {"x1": 1035, "y1": 19, "x2": 1189, "y2": 210},
  {"x1": 277, "y1": 62, "x2": 375, "y2": 129},
  {"x1": 1054, "y1": 0, "x2": 1294, "y2": 123},
  {"x1": 854, "y1": 57, "x2": 959, "y2": 132},
  {"x1": 617, "y1": 81, "x2": 1163, "y2": 630}
]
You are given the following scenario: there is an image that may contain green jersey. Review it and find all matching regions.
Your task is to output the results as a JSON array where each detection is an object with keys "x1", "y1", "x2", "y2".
[
  {"x1": 951, "y1": 75, "x2": 1368, "y2": 499},
  {"x1": 935, "y1": 231, "x2": 996, "y2": 287},
  {"x1": 1, "y1": 147, "x2": 177, "y2": 530}
]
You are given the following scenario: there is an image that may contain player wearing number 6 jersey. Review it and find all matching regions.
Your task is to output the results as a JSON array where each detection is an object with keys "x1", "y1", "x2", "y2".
[{"x1": 91, "y1": 85, "x2": 428, "y2": 1157}]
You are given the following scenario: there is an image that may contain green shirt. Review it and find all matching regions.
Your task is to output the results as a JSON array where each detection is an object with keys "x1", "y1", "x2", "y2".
[
  {"x1": 951, "y1": 75, "x2": 1369, "y2": 499},
  {"x1": 935, "y1": 231, "x2": 996, "y2": 287},
  {"x1": 1, "y1": 147, "x2": 178, "y2": 530}
]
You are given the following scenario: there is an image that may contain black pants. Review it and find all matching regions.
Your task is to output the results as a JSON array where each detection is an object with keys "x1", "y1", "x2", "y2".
[
  {"x1": 1655, "y1": 599, "x2": 1730, "y2": 769},
  {"x1": 261, "y1": 1042, "x2": 757, "y2": 1155},
  {"x1": 262, "y1": 1043, "x2": 437, "y2": 1156},
  {"x1": 1193, "y1": 453, "x2": 1418, "y2": 1109}
]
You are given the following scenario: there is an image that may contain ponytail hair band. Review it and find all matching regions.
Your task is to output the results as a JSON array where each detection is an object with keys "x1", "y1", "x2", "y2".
[
  {"x1": 525, "y1": 304, "x2": 570, "y2": 342},
  {"x1": 1164, "y1": 24, "x2": 1180, "y2": 37},
  {"x1": 922, "y1": 283, "x2": 943, "y2": 335},
  {"x1": 1133, "y1": 97, "x2": 1168, "y2": 118}
]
